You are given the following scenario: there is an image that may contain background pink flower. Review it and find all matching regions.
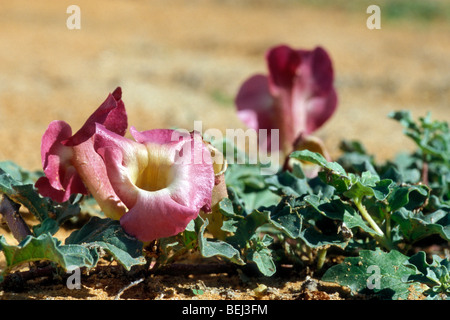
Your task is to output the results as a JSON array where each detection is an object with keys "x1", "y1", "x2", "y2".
[{"x1": 235, "y1": 44, "x2": 338, "y2": 156}]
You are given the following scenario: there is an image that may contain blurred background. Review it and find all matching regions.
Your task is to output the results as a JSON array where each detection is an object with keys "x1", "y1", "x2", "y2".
[{"x1": 0, "y1": 0, "x2": 449, "y2": 171}]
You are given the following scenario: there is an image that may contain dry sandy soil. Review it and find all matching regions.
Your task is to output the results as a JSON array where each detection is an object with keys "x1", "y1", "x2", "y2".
[{"x1": 0, "y1": 0, "x2": 449, "y2": 300}]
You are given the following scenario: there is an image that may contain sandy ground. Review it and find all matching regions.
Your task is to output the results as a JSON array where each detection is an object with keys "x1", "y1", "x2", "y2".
[
  {"x1": 0, "y1": 0, "x2": 449, "y2": 300},
  {"x1": 0, "y1": 0, "x2": 449, "y2": 172}
]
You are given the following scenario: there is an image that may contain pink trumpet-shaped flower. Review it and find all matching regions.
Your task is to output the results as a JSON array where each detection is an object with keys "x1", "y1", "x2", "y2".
[
  {"x1": 35, "y1": 87, "x2": 128, "y2": 219},
  {"x1": 94, "y1": 125, "x2": 215, "y2": 241},
  {"x1": 235, "y1": 45, "x2": 338, "y2": 155},
  {"x1": 36, "y1": 87, "x2": 216, "y2": 242}
]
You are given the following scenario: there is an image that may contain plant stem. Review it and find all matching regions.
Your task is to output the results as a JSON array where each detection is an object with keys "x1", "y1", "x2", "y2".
[
  {"x1": 354, "y1": 199, "x2": 384, "y2": 237},
  {"x1": 354, "y1": 198, "x2": 393, "y2": 250},
  {"x1": 0, "y1": 195, "x2": 32, "y2": 242},
  {"x1": 316, "y1": 248, "x2": 327, "y2": 271},
  {"x1": 421, "y1": 157, "x2": 429, "y2": 185},
  {"x1": 385, "y1": 212, "x2": 391, "y2": 242}
]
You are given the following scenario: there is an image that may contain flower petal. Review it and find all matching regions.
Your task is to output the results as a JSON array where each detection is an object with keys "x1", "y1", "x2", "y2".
[
  {"x1": 235, "y1": 74, "x2": 281, "y2": 151},
  {"x1": 40, "y1": 120, "x2": 73, "y2": 190},
  {"x1": 72, "y1": 138, "x2": 128, "y2": 220},
  {"x1": 64, "y1": 87, "x2": 128, "y2": 146},
  {"x1": 297, "y1": 47, "x2": 334, "y2": 95},
  {"x1": 266, "y1": 45, "x2": 301, "y2": 90},
  {"x1": 303, "y1": 88, "x2": 338, "y2": 134},
  {"x1": 235, "y1": 74, "x2": 275, "y2": 131},
  {"x1": 36, "y1": 88, "x2": 129, "y2": 206},
  {"x1": 170, "y1": 133, "x2": 214, "y2": 212},
  {"x1": 35, "y1": 167, "x2": 86, "y2": 203},
  {"x1": 35, "y1": 120, "x2": 88, "y2": 202},
  {"x1": 120, "y1": 189, "x2": 200, "y2": 241},
  {"x1": 130, "y1": 127, "x2": 185, "y2": 145},
  {"x1": 97, "y1": 139, "x2": 189, "y2": 240},
  {"x1": 291, "y1": 47, "x2": 337, "y2": 134},
  {"x1": 94, "y1": 124, "x2": 148, "y2": 208},
  {"x1": 96, "y1": 126, "x2": 215, "y2": 241}
]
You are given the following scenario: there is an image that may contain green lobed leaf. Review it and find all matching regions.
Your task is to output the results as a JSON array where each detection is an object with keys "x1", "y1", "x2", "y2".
[
  {"x1": 0, "y1": 170, "x2": 49, "y2": 222},
  {"x1": 266, "y1": 196, "x2": 354, "y2": 249},
  {"x1": 247, "y1": 246, "x2": 276, "y2": 277},
  {"x1": 387, "y1": 184, "x2": 430, "y2": 212},
  {"x1": 343, "y1": 172, "x2": 394, "y2": 201},
  {"x1": 290, "y1": 150, "x2": 347, "y2": 176},
  {"x1": 33, "y1": 218, "x2": 59, "y2": 237},
  {"x1": 322, "y1": 248, "x2": 425, "y2": 300},
  {"x1": 0, "y1": 163, "x2": 81, "y2": 232},
  {"x1": 195, "y1": 217, "x2": 245, "y2": 265},
  {"x1": 389, "y1": 111, "x2": 450, "y2": 162},
  {"x1": 217, "y1": 201, "x2": 278, "y2": 275},
  {"x1": 0, "y1": 161, "x2": 43, "y2": 185},
  {"x1": 224, "y1": 164, "x2": 281, "y2": 213},
  {"x1": 227, "y1": 209, "x2": 272, "y2": 248},
  {"x1": 0, "y1": 233, "x2": 94, "y2": 276},
  {"x1": 156, "y1": 236, "x2": 188, "y2": 266},
  {"x1": 222, "y1": 191, "x2": 360, "y2": 254},
  {"x1": 265, "y1": 170, "x2": 311, "y2": 198},
  {"x1": 65, "y1": 217, "x2": 146, "y2": 271},
  {"x1": 337, "y1": 140, "x2": 377, "y2": 176},
  {"x1": 225, "y1": 187, "x2": 249, "y2": 217},
  {"x1": 391, "y1": 207, "x2": 450, "y2": 243},
  {"x1": 224, "y1": 164, "x2": 267, "y2": 193},
  {"x1": 290, "y1": 150, "x2": 395, "y2": 202},
  {"x1": 240, "y1": 189, "x2": 281, "y2": 213},
  {"x1": 307, "y1": 196, "x2": 378, "y2": 237},
  {"x1": 406, "y1": 251, "x2": 450, "y2": 299},
  {"x1": 268, "y1": 196, "x2": 303, "y2": 239},
  {"x1": 217, "y1": 198, "x2": 241, "y2": 218}
]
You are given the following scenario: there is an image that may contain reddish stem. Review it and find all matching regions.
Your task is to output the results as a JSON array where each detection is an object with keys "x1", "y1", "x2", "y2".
[
  {"x1": 0, "y1": 195, "x2": 32, "y2": 242},
  {"x1": 421, "y1": 160, "x2": 429, "y2": 186}
]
